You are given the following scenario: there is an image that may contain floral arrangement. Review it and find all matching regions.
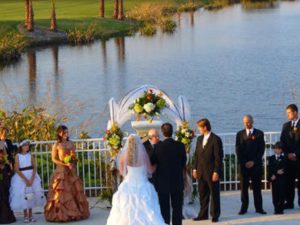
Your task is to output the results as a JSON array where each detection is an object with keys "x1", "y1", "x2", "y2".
[
  {"x1": 175, "y1": 122, "x2": 196, "y2": 153},
  {"x1": 104, "y1": 123, "x2": 124, "y2": 158},
  {"x1": 129, "y1": 89, "x2": 167, "y2": 121},
  {"x1": 63, "y1": 151, "x2": 79, "y2": 166}
]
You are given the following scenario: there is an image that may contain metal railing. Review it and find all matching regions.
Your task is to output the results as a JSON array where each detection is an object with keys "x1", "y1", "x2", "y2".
[{"x1": 31, "y1": 132, "x2": 281, "y2": 195}]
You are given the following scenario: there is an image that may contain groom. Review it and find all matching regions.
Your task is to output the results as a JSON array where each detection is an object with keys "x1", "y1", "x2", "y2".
[{"x1": 151, "y1": 123, "x2": 186, "y2": 225}]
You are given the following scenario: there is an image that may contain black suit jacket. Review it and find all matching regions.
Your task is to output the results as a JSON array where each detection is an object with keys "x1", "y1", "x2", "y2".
[
  {"x1": 236, "y1": 128, "x2": 265, "y2": 167},
  {"x1": 267, "y1": 154, "x2": 287, "y2": 181},
  {"x1": 143, "y1": 140, "x2": 162, "y2": 162},
  {"x1": 194, "y1": 132, "x2": 224, "y2": 180},
  {"x1": 151, "y1": 138, "x2": 186, "y2": 194},
  {"x1": 4, "y1": 139, "x2": 15, "y2": 163},
  {"x1": 280, "y1": 121, "x2": 300, "y2": 160}
]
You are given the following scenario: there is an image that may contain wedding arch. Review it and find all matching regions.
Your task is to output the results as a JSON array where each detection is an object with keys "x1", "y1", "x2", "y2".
[{"x1": 104, "y1": 84, "x2": 196, "y2": 192}]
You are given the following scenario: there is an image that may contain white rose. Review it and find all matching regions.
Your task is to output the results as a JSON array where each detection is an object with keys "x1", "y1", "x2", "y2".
[
  {"x1": 185, "y1": 132, "x2": 191, "y2": 137},
  {"x1": 144, "y1": 102, "x2": 155, "y2": 113},
  {"x1": 181, "y1": 129, "x2": 187, "y2": 134}
]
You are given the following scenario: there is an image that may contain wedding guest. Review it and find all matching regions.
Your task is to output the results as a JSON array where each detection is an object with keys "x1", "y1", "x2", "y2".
[
  {"x1": 44, "y1": 125, "x2": 89, "y2": 222},
  {"x1": 0, "y1": 127, "x2": 16, "y2": 167},
  {"x1": 280, "y1": 104, "x2": 300, "y2": 209},
  {"x1": 0, "y1": 144, "x2": 16, "y2": 224},
  {"x1": 192, "y1": 118, "x2": 223, "y2": 223},
  {"x1": 236, "y1": 115, "x2": 266, "y2": 215},
  {"x1": 152, "y1": 123, "x2": 186, "y2": 225},
  {"x1": 143, "y1": 129, "x2": 161, "y2": 183},
  {"x1": 268, "y1": 142, "x2": 287, "y2": 214},
  {"x1": 10, "y1": 140, "x2": 45, "y2": 223}
]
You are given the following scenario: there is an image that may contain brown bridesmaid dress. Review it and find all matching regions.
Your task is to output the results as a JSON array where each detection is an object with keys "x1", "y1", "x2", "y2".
[{"x1": 44, "y1": 146, "x2": 89, "y2": 222}]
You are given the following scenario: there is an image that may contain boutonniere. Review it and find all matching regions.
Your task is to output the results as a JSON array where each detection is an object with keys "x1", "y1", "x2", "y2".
[
  {"x1": 248, "y1": 135, "x2": 256, "y2": 140},
  {"x1": 293, "y1": 127, "x2": 298, "y2": 133}
]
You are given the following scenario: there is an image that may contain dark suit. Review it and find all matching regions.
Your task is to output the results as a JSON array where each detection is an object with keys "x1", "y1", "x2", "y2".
[
  {"x1": 143, "y1": 139, "x2": 161, "y2": 183},
  {"x1": 236, "y1": 128, "x2": 265, "y2": 212},
  {"x1": 194, "y1": 132, "x2": 223, "y2": 220},
  {"x1": 151, "y1": 138, "x2": 186, "y2": 225},
  {"x1": 280, "y1": 120, "x2": 300, "y2": 206},
  {"x1": 3, "y1": 139, "x2": 15, "y2": 164},
  {"x1": 268, "y1": 154, "x2": 287, "y2": 213}
]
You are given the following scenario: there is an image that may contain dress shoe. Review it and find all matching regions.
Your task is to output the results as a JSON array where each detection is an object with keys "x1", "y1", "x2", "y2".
[
  {"x1": 256, "y1": 210, "x2": 267, "y2": 214},
  {"x1": 274, "y1": 211, "x2": 284, "y2": 215},
  {"x1": 193, "y1": 216, "x2": 208, "y2": 221},
  {"x1": 212, "y1": 218, "x2": 219, "y2": 223},
  {"x1": 238, "y1": 209, "x2": 247, "y2": 215}
]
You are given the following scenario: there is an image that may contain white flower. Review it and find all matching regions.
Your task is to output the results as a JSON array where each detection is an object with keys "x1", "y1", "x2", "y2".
[
  {"x1": 144, "y1": 102, "x2": 155, "y2": 113},
  {"x1": 181, "y1": 129, "x2": 187, "y2": 134},
  {"x1": 185, "y1": 132, "x2": 191, "y2": 138}
]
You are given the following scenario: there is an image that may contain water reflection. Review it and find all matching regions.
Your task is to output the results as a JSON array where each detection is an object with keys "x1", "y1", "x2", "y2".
[{"x1": 27, "y1": 51, "x2": 36, "y2": 104}]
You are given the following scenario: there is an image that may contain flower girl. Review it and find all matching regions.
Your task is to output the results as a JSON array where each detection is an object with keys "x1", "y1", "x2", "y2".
[{"x1": 10, "y1": 140, "x2": 45, "y2": 223}]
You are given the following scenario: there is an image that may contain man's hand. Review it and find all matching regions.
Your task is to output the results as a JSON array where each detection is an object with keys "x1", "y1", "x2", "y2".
[
  {"x1": 245, "y1": 161, "x2": 254, "y2": 169},
  {"x1": 288, "y1": 153, "x2": 297, "y2": 161},
  {"x1": 192, "y1": 169, "x2": 198, "y2": 179},
  {"x1": 271, "y1": 175, "x2": 276, "y2": 181},
  {"x1": 212, "y1": 172, "x2": 219, "y2": 182}
]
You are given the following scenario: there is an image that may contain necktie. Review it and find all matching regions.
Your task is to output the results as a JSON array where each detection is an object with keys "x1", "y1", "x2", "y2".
[{"x1": 248, "y1": 130, "x2": 252, "y2": 138}]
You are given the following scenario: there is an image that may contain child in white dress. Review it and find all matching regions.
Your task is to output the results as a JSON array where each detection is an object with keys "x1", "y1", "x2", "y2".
[{"x1": 10, "y1": 140, "x2": 45, "y2": 223}]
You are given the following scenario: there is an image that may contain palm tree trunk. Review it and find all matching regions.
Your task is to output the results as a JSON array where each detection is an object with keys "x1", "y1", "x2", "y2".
[
  {"x1": 99, "y1": 0, "x2": 104, "y2": 17},
  {"x1": 113, "y1": 0, "x2": 118, "y2": 19},
  {"x1": 117, "y1": 0, "x2": 124, "y2": 20},
  {"x1": 25, "y1": 0, "x2": 30, "y2": 27},
  {"x1": 50, "y1": 0, "x2": 57, "y2": 32},
  {"x1": 27, "y1": 0, "x2": 34, "y2": 32}
]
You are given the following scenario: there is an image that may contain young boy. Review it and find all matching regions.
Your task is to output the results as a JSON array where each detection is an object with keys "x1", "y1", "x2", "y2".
[{"x1": 268, "y1": 142, "x2": 287, "y2": 214}]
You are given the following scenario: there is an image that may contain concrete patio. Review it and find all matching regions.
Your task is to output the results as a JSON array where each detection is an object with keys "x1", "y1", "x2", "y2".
[{"x1": 13, "y1": 191, "x2": 300, "y2": 225}]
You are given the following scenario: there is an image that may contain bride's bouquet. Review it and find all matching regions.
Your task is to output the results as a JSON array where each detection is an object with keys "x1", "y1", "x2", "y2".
[
  {"x1": 175, "y1": 122, "x2": 196, "y2": 153},
  {"x1": 129, "y1": 89, "x2": 167, "y2": 121},
  {"x1": 104, "y1": 123, "x2": 124, "y2": 159}
]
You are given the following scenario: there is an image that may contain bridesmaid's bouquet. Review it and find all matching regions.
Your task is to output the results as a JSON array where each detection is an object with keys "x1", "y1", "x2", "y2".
[
  {"x1": 0, "y1": 149, "x2": 8, "y2": 165},
  {"x1": 129, "y1": 89, "x2": 166, "y2": 121},
  {"x1": 63, "y1": 151, "x2": 79, "y2": 166},
  {"x1": 175, "y1": 122, "x2": 196, "y2": 153}
]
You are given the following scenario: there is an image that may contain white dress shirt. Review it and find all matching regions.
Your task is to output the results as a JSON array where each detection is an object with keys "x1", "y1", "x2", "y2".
[{"x1": 203, "y1": 132, "x2": 211, "y2": 148}]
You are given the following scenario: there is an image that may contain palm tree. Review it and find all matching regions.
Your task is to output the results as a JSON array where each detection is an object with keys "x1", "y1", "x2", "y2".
[
  {"x1": 24, "y1": 0, "x2": 30, "y2": 27},
  {"x1": 27, "y1": 0, "x2": 34, "y2": 32},
  {"x1": 99, "y1": 0, "x2": 104, "y2": 17},
  {"x1": 117, "y1": 0, "x2": 124, "y2": 20},
  {"x1": 113, "y1": 0, "x2": 118, "y2": 19},
  {"x1": 50, "y1": 0, "x2": 57, "y2": 31}
]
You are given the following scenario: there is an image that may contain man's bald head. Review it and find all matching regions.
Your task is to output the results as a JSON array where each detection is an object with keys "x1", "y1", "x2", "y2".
[{"x1": 148, "y1": 129, "x2": 160, "y2": 144}]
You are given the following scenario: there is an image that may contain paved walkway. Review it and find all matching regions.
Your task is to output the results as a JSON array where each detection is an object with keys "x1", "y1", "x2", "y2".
[{"x1": 13, "y1": 191, "x2": 300, "y2": 225}]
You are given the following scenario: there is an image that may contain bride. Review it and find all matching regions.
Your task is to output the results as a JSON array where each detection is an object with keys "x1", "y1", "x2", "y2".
[{"x1": 106, "y1": 135, "x2": 167, "y2": 225}]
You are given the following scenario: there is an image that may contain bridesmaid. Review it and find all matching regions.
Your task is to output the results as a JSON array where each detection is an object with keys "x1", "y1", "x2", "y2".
[
  {"x1": 0, "y1": 143, "x2": 16, "y2": 224},
  {"x1": 44, "y1": 125, "x2": 89, "y2": 222}
]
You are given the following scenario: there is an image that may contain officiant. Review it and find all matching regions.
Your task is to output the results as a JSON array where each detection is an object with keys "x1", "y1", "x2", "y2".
[{"x1": 143, "y1": 129, "x2": 161, "y2": 183}]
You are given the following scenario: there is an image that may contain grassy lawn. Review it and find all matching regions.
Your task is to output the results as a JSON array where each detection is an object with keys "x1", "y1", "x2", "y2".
[{"x1": 0, "y1": 0, "x2": 203, "y2": 63}]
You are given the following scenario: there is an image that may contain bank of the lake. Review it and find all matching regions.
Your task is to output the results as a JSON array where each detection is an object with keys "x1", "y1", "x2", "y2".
[{"x1": 0, "y1": 0, "x2": 207, "y2": 64}]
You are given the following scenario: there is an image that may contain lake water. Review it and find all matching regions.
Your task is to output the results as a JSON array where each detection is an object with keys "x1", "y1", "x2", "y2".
[{"x1": 1, "y1": 1, "x2": 300, "y2": 136}]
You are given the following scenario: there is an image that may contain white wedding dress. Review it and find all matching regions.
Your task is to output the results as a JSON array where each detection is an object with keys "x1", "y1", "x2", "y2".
[{"x1": 106, "y1": 166, "x2": 167, "y2": 225}]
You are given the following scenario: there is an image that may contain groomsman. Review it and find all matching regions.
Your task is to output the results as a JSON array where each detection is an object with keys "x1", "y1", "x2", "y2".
[
  {"x1": 143, "y1": 129, "x2": 161, "y2": 183},
  {"x1": 280, "y1": 104, "x2": 300, "y2": 209},
  {"x1": 236, "y1": 115, "x2": 266, "y2": 215},
  {"x1": 151, "y1": 123, "x2": 186, "y2": 225},
  {"x1": 193, "y1": 118, "x2": 223, "y2": 223}
]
